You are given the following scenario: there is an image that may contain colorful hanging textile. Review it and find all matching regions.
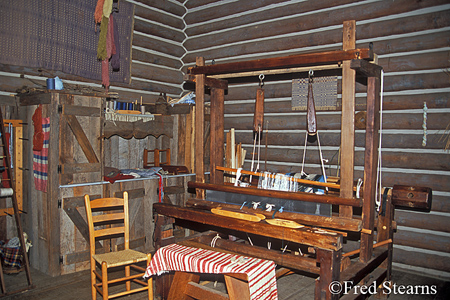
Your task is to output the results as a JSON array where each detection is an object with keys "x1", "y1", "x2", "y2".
[
  {"x1": 292, "y1": 76, "x2": 337, "y2": 110},
  {"x1": 33, "y1": 118, "x2": 50, "y2": 192}
]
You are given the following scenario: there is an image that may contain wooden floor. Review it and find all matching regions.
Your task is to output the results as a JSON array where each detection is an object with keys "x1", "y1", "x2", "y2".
[{"x1": 1, "y1": 266, "x2": 449, "y2": 299}]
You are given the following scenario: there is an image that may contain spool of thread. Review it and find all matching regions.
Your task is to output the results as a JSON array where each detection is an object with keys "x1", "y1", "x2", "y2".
[
  {"x1": 0, "y1": 188, "x2": 14, "y2": 197},
  {"x1": 46, "y1": 78, "x2": 55, "y2": 90}
]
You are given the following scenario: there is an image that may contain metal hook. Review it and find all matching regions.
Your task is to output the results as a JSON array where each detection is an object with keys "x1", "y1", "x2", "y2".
[
  {"x1": 259, "y1": 73, "x2": 265, "y2": 88},
  {"x1": 308, "y1": 69, "x2": 314, "y2": 83}
]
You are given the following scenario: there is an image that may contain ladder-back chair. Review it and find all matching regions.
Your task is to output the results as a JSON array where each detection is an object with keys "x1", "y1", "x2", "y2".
[{"x1": 84, "y1": 192, "x2": 152, "y2": 300}]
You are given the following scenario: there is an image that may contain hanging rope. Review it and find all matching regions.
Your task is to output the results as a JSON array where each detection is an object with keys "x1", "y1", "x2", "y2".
[{"x1": 375, "y1": 70, "x2": 385, "y2": 212}]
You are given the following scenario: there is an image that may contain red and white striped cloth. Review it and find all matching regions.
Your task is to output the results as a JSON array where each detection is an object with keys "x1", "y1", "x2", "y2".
[{"x1": 145, "y1": 244, "x2": 278, "y2": 300}]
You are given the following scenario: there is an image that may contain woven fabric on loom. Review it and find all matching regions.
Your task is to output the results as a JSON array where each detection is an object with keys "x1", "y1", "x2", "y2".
[
  {"x1": 145, "y1": 244, "x2": 278, "y2": 300},
  {"x1": 291, "y1": 76, "x2": 338, "y2": 110},
  {"x1": 0, "y1": 0, "x2": 134, "y2": 84},
  {"x1": 33, "y1": 118, "x2": 50, "y2": 192}
]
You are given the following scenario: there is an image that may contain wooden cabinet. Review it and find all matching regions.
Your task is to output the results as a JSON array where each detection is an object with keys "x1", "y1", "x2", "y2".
[
  {"x1": 19, "y1": 92, "x2": 193, "y2": 276},
  {"x1": 20, "y1": 92, "x2": 104, "y2": 276}
]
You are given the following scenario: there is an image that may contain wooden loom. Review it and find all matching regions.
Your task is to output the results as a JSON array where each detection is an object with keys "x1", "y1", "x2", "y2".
[{"x1": 152, "y1": 20, "x2": 432, "y2": 300}]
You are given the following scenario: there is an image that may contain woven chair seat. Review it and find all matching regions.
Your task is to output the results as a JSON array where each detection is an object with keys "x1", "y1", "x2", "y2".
[{"x1": 93, "y1": 249, "x2": 148, "y2": 268}]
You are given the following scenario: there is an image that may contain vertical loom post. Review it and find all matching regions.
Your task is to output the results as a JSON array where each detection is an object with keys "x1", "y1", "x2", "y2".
[
  {"x1": 339, "y1": 20, "x2": 356, "y2": 218},
  {"x1": 195, "y1": 57, "x2": 206, "y2": 199},
  {"x1": 210, "y1": 87, "x2": 225, "y2": 184},
  {"x1": 360, "y1": 75, "x2": 381, "y2": 262}
]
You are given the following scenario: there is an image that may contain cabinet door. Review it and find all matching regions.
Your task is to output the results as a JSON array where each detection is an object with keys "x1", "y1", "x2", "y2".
[{"x1": 59, "y1": 94, "x2": 103, "y2": 185}]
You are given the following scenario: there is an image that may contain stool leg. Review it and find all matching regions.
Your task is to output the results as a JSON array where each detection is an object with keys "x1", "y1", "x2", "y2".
[
  {"x1": 168, "y1": 272, "x2": 200, "y2": 300},
  {"x1": 224, "y1": 275, "x2": 250, "y2": 300}
]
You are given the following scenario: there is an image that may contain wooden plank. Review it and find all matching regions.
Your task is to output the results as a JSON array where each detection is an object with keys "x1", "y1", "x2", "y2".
[
  {"x1": 234, "y1": 130, "x2": 449, "y2": 150},
  {"x1": 183, "y1": 0, "x2": 448, "y2": 56},
  {"x1": 47, "y1": 94, "x2": 62, "y2": 276},
  {"x1": 184, "y1": 74, "x2": 228, "y2": 90},
  {"x1": 64, "y1": 114, "x2": 99, "y2": 163},
  {"x1": 224, "y1": 275, "x2": 250, "y2": 300},
  {"x1": 181, "y1": 236, "x2": 320, "y2": 274},
  {"x1": 153, "y1": 203, "x2": 343, "y2": 251},
  {"x1": 133, "y1": 61, "x2": 184, "y2": 84},
  {"x1": 395, "y1": 210, "x2": 450, "y2": 233},
  {"x1": 103, "y1": 115, "x2": 174, "y2": 139},
  {"x1": 60, "y1": 162, "x2": 101, "y2": 174},
  {"x1": 188, "y1": 49, "x2": 372, "y2": 76},
  {"x1": 186, "y1": 199, "x2": 361, "y2": 232},
  {"x1": 195, "y1": 57, "x2": 206, "y2": 199},
  {"x1": 237, "y1": 147, "x2": 449, "y2": 172},
  {"x1": 210, "y1": 87, "x2": 225, "y2": 184},
  {"x1": 188, "y1": 181, "x2": 361, "y2": 206},
  {"x1": 133, "y1": 19, "x2": 186, "y2": 43},
  {"x1": 394, "y1": 229, "x2": 450, "y2": 254},
  {"x1": 393, "y1": 247, "x2": 450, "y2": 273},
  {"x1": 224, "y1": 111, "x2": 450, "y2": 131},
  {"x1": 360, "y1": 76, "x2": 381, "y2": 262},
  {"x1": 340, "y1": 248, "x2": 388, "y2": 289},
  {"x1": 62, "y1": 104, "x2": 100, "y2": 117},
  {"x1": 185, "y1": 282, "x2": 230, "y2": 300},
  {"x1": 376, "y1": 189, "x2": 394, "y2": 281},
  {"x1": 314, "y1": 248, "x2": 341, "y2": 300},
  {"x1": 132, "y1": 48, "x2": 182, "y2": 70},
  {"x1": 339, "y1": 20, "x2": 356, "y2": 219}
]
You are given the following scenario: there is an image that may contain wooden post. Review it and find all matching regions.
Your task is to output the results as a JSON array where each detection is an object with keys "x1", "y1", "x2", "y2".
[
  {"x1": 195, "y1": 57, "x2": 206, "y2": 199},
  {"x1": 210, "y1": 87, "x2": 224, "y2": 184},
  {"x1": 360, "y1": 76, "x2": 381, "y2": 262},
  {"x1": 377, "y1": 188, "x2": 394, "y2": 292},
  {"x1": 315, "y1": 248, "x2": 341, "y2": 300},
  {"x1": 339, "y1": 20, "x2": 356, "y2": 218}
]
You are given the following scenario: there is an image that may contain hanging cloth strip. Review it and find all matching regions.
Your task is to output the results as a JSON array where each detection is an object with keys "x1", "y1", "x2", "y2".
[{"x1": 156, "y1": 173, "x2": 164, "y2": 203}]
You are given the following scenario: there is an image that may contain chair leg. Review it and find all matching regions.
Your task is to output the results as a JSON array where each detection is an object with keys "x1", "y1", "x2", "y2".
[
  {"x1": 125, "y1": 265, "x2": 131, "y2": 291},
  {"x1": 102, "y1": 262, "x2": 108, "y2": 300},
  {"x1": 147, "y1": 253, "x2": 153, "y2": 300},
  {"x1": 91, "y1": 263, "x2": 97, "y2": 300}
]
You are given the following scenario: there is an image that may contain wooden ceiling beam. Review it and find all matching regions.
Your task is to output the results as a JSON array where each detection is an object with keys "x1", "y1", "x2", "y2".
[{"x1": 188, "y1": 48, "x2": 373, "y2": 76}]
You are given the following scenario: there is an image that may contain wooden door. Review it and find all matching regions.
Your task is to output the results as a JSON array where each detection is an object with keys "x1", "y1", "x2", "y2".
[{"x1": 58, "y1": 94, "x2": 103, "y2": 186}]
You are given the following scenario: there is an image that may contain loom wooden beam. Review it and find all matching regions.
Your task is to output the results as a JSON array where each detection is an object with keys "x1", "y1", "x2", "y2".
[
  {"x1": 153, "y1": 203, "x2": 343, "y2": 251},
  {"x1": 188, "y1": 48, "x2": 373, "y2": 76},
  {"x1": 195, "y1": 57, "x2": 206, "y2": 199},
  {"x1": 179, "y1": 237, "x2": 320, "y2": 275},
  {"x1": 350, "y1": 59, "x2": 382, "y2": 78},
  {"x1": 377, "y1": 188, "x2": 395, "y2": 283},
  {"x1": 339, "y1": 20, "x2": 356, "y2": 219},
  {"x1": 186, "y1": 199, "x2": 362, "y2": 232},
  {"x1": 188, "y1": 181, "x2": 362, "y2": 207},
  {"x1": 210, "y1": 88, "x2": 225, "y2": 185},
  {"x1": 339, "y1": 248, "x2": 388, "y2": 296},
  {"x1": 360, "y1": 75, "x2": 381, "y2": 263},
  {"x1": 391, "y1": 185, "x2": 432, "y2": 211},
  {"x1": 184, "y1": 74, "x2": 228, "y2": 90},
  {"x1": 315, "y1": 248, "x2": 341, "y2": 300}
]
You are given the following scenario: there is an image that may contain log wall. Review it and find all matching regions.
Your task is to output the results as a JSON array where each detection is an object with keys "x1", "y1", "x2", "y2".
[
  {"x1": 0, "y1": 0, "x2": 187, "y2": 104},
  {"x1": 0, "y1": 0, "x2": 448, "y2": 280},
  {"x1": 182, "y1": 0, "x2": 450, "y2": 279}
]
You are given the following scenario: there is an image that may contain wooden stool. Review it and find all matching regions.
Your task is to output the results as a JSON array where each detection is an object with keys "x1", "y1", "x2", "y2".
[{"x1": 167, "y1": 271, "x2": 250, "y2": 300}]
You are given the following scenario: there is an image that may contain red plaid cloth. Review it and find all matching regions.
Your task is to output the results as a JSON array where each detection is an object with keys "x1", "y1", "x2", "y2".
[{"x1": 145, "y1": 244, "x2": 278, "y2": 300}]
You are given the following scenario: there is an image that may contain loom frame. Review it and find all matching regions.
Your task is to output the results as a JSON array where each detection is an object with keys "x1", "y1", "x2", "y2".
[{"x1": 153, "y1": 20, "x2": 391, "y2": 300}]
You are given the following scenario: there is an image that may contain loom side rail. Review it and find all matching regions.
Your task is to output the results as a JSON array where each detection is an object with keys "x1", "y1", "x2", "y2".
[{"x1": 188, "y1": 181, "x2": 362, "y2": 207}]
